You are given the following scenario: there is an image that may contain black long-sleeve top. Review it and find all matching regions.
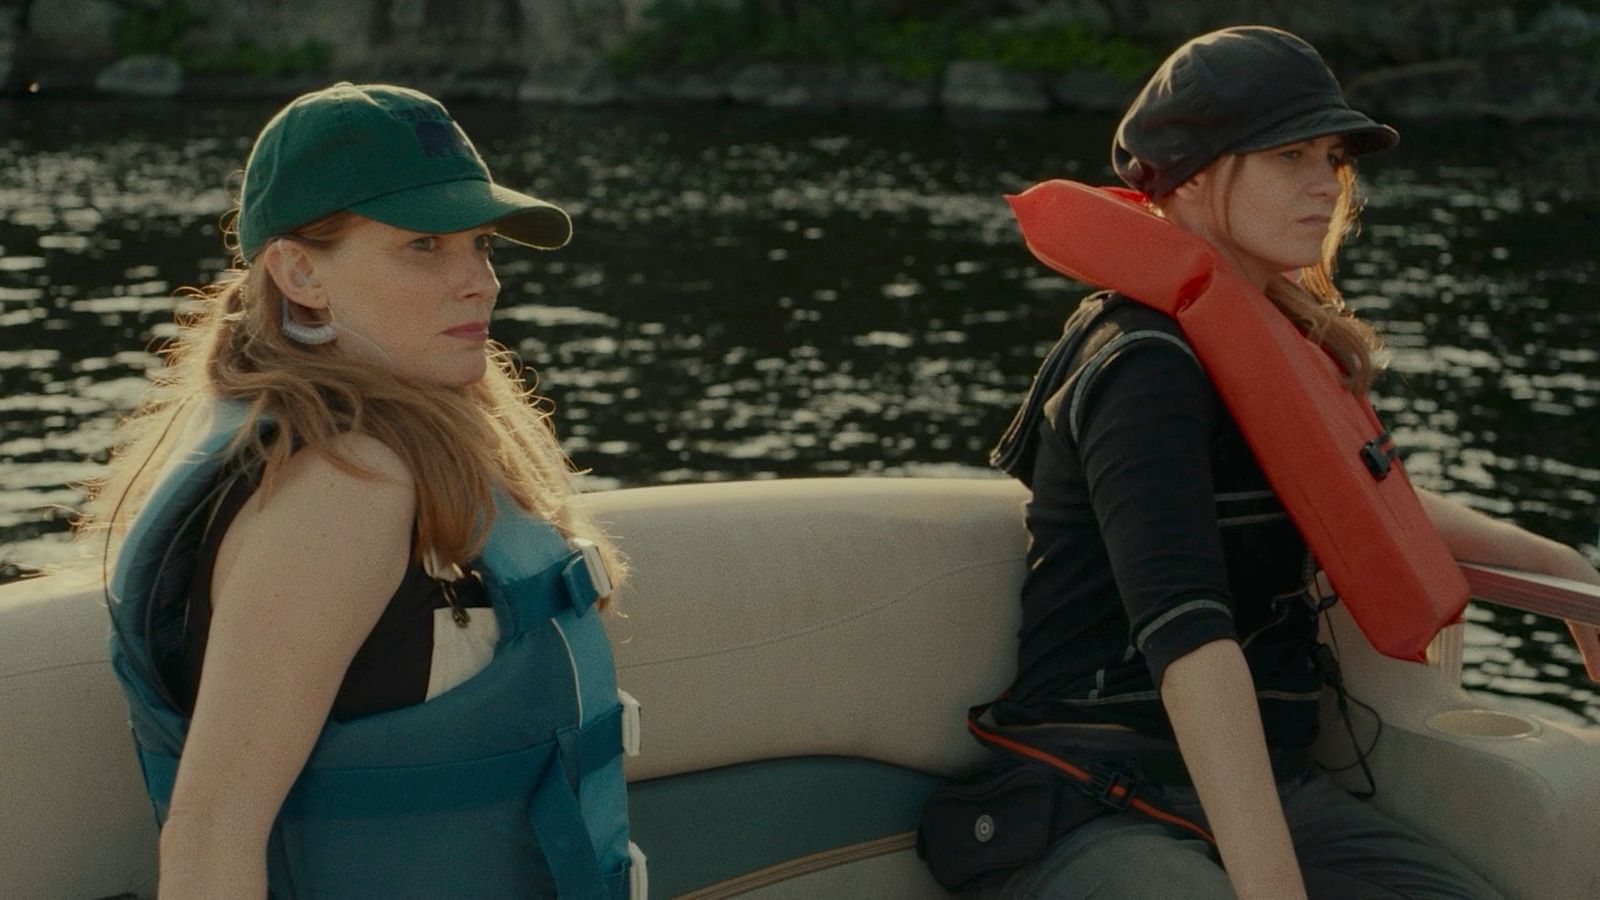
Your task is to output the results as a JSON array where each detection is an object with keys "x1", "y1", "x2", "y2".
[{"x1": 994, "y1": 295, "x2": 1326, "y2": 750}]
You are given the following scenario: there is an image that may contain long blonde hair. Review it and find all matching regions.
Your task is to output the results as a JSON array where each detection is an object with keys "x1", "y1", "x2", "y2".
[
  {"x1": 79, "y1": 211, "x2": 625, "y2": 603},
  {"x1": 1184, "y1": 157, "x2": 1383, "y2": 396}
]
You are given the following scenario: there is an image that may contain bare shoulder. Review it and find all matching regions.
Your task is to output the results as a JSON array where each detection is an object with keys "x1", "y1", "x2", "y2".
[
  {"x1": 222, "y1": 434, "x2": 417, "y2": 578},
  {"x1": 215, "y1": 434, "x2": 416, "y2": 615},
  {"x1": 267, "y1": 433, "x2": 415, "y2": 519}
]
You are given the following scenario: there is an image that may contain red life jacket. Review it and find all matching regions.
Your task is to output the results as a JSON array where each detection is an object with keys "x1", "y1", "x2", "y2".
[{"x1": 1007, "y1": 179, "x2": 1466, "y2": 662}]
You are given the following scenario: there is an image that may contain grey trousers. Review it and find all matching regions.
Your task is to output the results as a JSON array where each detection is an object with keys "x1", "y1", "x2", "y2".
[{"x1": 994, "y1": 769, "x2": 1503, "y2": 900}]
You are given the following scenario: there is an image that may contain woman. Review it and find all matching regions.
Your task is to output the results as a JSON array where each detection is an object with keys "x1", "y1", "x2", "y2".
[
  {"x1": 82, "y1": 83, "x2": 638, "y2": 899},
  {"x1": 985, "y1": 27, "x2": 1599, "y2": 900}
]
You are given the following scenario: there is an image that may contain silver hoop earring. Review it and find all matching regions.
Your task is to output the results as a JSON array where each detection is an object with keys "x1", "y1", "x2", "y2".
[{"x1": 281, "y1": 297, "x2": 337, "y2": 345}]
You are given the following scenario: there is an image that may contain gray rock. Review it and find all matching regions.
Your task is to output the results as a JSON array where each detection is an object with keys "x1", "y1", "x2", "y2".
[
  {"x1": 1044, "y1": 68, "x2": 1136, "y2": 113},
  {"x1": 519, "y1": 58, "x2": 622, "y2": 106},
  {"x1": 942, "y1": 60, "x2": 1050, "y2": 113},
  {"x1": 1345, "y1": 52, "x2": 1600, "y2": 122},
  {"x1": 1518, "y1": 4, "x2": 1600, "y2": 49},
  {"x1": 0, "y1": 17, "x2": 15, "y2": 92},
  {"x1": 727, "y1": 62, "x2": 787, "y2": 106},
  {"x1": 764, "y1": 65, "x2": 851, "y2": 110},
  {"x1": 95, "y1": 55, "x2": 183, "y2": 98},
  {"x1": 845, "y1": 65, "x2": 937, "y2": 111},
  {"x1": 28, "y1": 0, "x2": 119, "y2": 63},
  {"x1": 631, "y1": 71, "x2": 728, "y2": 104}
]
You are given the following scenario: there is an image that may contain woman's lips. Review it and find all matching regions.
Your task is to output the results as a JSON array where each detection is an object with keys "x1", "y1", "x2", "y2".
[{"x1": 443, "y1": 322, "x2": 489, "y2": 339}]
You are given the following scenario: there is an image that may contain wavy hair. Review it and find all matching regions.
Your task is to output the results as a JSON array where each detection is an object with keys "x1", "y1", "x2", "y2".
[{"x1": 79, "y1": 211, "x2": 625, "y2": 603}]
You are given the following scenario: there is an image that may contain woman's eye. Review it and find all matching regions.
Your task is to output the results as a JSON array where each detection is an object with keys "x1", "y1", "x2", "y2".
[
  {"x1": 1279, "y1": 149, "x2": 1303, "y2": 160},
  {"x1": 409, "y1": 236, "x2": 438, "y2": 251}
]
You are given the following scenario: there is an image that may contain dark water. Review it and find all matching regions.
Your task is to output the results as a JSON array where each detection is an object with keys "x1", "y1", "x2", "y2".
[{"x1": 1, "y1": 99, "x2": 1597, "y2": 724}]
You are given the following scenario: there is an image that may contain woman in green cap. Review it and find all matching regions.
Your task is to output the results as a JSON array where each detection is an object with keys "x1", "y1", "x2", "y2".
[
  {"x1": 982, "y1": 26, "x2": 1598, "y2": 900},
  {"x1": 82, "y1": 84, "x2": 639, "y2": 898}
]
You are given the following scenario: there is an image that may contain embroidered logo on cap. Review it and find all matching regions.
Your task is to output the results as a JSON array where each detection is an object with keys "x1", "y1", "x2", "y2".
[{"x1": 388, "y1": 105, "x2": 470, "y2": 159}]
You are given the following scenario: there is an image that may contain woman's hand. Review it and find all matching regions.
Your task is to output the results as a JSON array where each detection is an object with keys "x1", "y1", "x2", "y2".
[
  {"x1": 1162, "y1": 638, "x2": 1308, "y2": 900},
  {"x1": 156, "y1": 435, "x2": 414, "y2": 899}
]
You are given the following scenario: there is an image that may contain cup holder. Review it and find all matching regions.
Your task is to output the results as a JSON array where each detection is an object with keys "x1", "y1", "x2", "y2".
[{"x1": 1425, "y1": 708, "x2": 1540, "y2": 740}]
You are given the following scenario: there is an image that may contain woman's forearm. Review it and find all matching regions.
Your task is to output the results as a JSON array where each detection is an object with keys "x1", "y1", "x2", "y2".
[
  {"x1": 1416, "y1": 487, "x2": 1597, "y2": 582},
  {"x1": 158, "y1": 811, "x2": 268, "y2": 899},
  {"x1": 1162, "y1": 638, "x2": 1307, "y2": 900}
]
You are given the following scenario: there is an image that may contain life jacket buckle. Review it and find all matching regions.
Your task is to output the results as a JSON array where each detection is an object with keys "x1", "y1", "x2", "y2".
[
  {"x1": 570, "y1": 537, "x2": 614, "y2": 600},
  {"x1": 1359, "y1": 432, "x2": 1399, "y2": 480},
  {"x1": 618, "y1": 689, "x2": 642, "y2": 758}
]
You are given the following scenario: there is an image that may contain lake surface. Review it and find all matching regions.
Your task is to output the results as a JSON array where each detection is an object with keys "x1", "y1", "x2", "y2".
[{"x1": 1, "y1": 98, "x2": 1596, "y2": 724}]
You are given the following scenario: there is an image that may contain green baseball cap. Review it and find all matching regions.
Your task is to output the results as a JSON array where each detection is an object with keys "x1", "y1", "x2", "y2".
[{"x1": 236, "y1": 82, "x2": 572, "y2": 260}]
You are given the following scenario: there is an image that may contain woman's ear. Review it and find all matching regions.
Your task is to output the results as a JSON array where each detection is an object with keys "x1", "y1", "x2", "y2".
[
  {"x1": 1169, "y1": 169, "x2": 1209, "y2": 205},
  {"x1": 261, "y1": 239, "x2": 327, "y2": 311}
]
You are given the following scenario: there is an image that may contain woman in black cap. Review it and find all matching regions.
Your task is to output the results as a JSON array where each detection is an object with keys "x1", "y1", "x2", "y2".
[
  {"x1": 82, "y1": 84, "x2": 639, "y2": 898},
  {"x1": 984, "y1": 26, "x2": 1598, "y2": 900}
]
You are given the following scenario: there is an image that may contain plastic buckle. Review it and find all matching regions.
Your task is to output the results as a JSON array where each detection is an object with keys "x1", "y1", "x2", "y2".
[
  {"x1": 570, "y1": 537, "x2": 614, "y2": 599},
  {"x1": 627, "y1": 841, "x2": 648, "y2": 900},
  {"x1": 1359, "y1": 432, "x2": 1398, "y2": 480},
  {"x1": 618, "y1": 690, "x2": 641, "y2": 758},
  {"x1": 1081, "y1": 763, "x2": 1136, "y2": 811}
]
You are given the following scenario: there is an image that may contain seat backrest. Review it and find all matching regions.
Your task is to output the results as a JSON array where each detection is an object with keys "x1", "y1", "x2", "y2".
[
  {"x1": 592, "y1": 478, "x2": 1027, "y2": 782},
  {"x1": 0, "y1": 477, "x2": 1030, "y2": 898},
  {"x1": 0, "y1": 573, "x2": 160, "y2": 899}
]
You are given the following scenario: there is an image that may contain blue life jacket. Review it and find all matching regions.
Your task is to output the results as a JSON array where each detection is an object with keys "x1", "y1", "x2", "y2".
[{"x1": 107, "y1": 399, "x2": 642, "y2": 899}]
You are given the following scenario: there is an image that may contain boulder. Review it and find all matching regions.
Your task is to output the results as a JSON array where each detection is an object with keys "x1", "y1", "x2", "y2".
[
  {"x1": 845, "y1": 65, "x2": 937, "y2": 111},
  {"x1": 28, "y1": 0, "x2": 119, "y2": 63},
  {"x1": 1044, "y1": 68, "x2": 1137, "y2": 113},
  {"x1": 95, "y1": 55, "x2": 183, "y2": 98},
  {"x1": 941, "y1": 60, "x2": 1050, "y2": 113},
  {"x1": 764, "y1": 65, "x2": 851, "y2": 110},
  {"x1": 1345, "y1": 52, "x2": 1600, "y2": 122},
  {"x1": 519, "y1": 57, "x2": 623, "y2": 105},
  {"x1": 727, "y1": 62, "x2": 787, "y2": 106},
  {"x1": 630, "y1": 71, "x2": 728, "y2": 104}
]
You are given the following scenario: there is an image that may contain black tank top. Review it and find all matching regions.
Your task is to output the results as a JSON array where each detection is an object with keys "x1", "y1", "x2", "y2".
[{"x1": 176, "y1": 466, "x2": 493, "y2": 721}]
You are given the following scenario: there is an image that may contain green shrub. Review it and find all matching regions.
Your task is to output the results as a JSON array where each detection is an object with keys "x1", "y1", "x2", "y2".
[
  {"x1": 605, "y1": 1, "x2": 1157, "y2": 82},
  {"x1": 112, "y1": 0, "x2": 196, "y2": 59},
  {"x1": 113, "y1": 0, "x2": 333, "y2": 76},
  {"x1": 190, "y1": 40, "x2": 335, "y2": 77},
  {"x1": 955, "y1": 21, "x2": 1158, "y2": 80}
]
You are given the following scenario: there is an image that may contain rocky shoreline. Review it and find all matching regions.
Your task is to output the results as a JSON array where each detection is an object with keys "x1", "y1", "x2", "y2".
[
  {"x1": 3, "y1": 1, "x2": 1599, "y2": 122},
  {"x1": 16, "y1": 51, "x2": 1600, "y2": 125}
]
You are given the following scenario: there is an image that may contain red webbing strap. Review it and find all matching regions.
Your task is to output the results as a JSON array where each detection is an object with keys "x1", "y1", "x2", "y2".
[{"x1": 965, "y1": 704, "x2": 1215, "y2": 844}]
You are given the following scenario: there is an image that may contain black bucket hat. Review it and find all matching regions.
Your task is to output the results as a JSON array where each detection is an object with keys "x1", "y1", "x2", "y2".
[{"x1": 1113, "y1": 26, "x2": 1398, "y2": 198}]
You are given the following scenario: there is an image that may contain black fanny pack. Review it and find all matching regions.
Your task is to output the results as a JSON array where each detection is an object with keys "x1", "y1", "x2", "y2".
[
  {"x1": 915, "y1": 707, "x2": 1218, "y2": 894},
  {"x1": 916, "y1": 754, "x2": 1110, "y2": 893}
]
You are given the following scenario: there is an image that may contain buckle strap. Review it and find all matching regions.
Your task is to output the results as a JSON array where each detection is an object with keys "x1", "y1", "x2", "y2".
[
  {"x1": 529, "y1": 748, "x2": 613, "y2": 900},
  {"x1": 965, "y1": 702, "x2": 1214, "y2": 844},
  {"x1": 562, "y1": 551, "x2": 601, "y2": 615}
]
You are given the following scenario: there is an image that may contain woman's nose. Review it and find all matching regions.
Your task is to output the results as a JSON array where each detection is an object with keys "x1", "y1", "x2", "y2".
[
  {"x1": 1310, "y1": 162, "x2": 1341, "y2": 198},
  {"x1": 459, "y1": 255, "x2": 500, "y2": 304}
]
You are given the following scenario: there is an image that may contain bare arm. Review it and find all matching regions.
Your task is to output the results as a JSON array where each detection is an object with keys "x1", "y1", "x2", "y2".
[
  {"x1": 1417, "y1": 487, "x2": 1598, "y2": 584},
  {"x1": 156, "y1": 435, "x2": 414, "y2": 899},
  {"x1": 1162, "y1": 639, "x2": 1307, "y2": 900},
  {"x1": 1417, "y1": 486, "x2": 1600, "y2": 675}
]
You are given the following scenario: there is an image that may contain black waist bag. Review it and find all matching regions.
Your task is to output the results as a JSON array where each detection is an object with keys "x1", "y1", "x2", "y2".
[
  {"x1": 917, "y1": 709, "x2": 1217, "y2": 894},
  {"x1": 915, "y1": 756, "x2": 1108, "y2": 893}
]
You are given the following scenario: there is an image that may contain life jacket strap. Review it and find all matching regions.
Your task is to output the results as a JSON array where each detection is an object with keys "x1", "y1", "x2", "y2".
[
  {"x1": 135, "y1": 704, "x2": 625, "y2": 820},
  {"x1": 529, "y1": 743, "x2": 628, "y2": 900}
]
